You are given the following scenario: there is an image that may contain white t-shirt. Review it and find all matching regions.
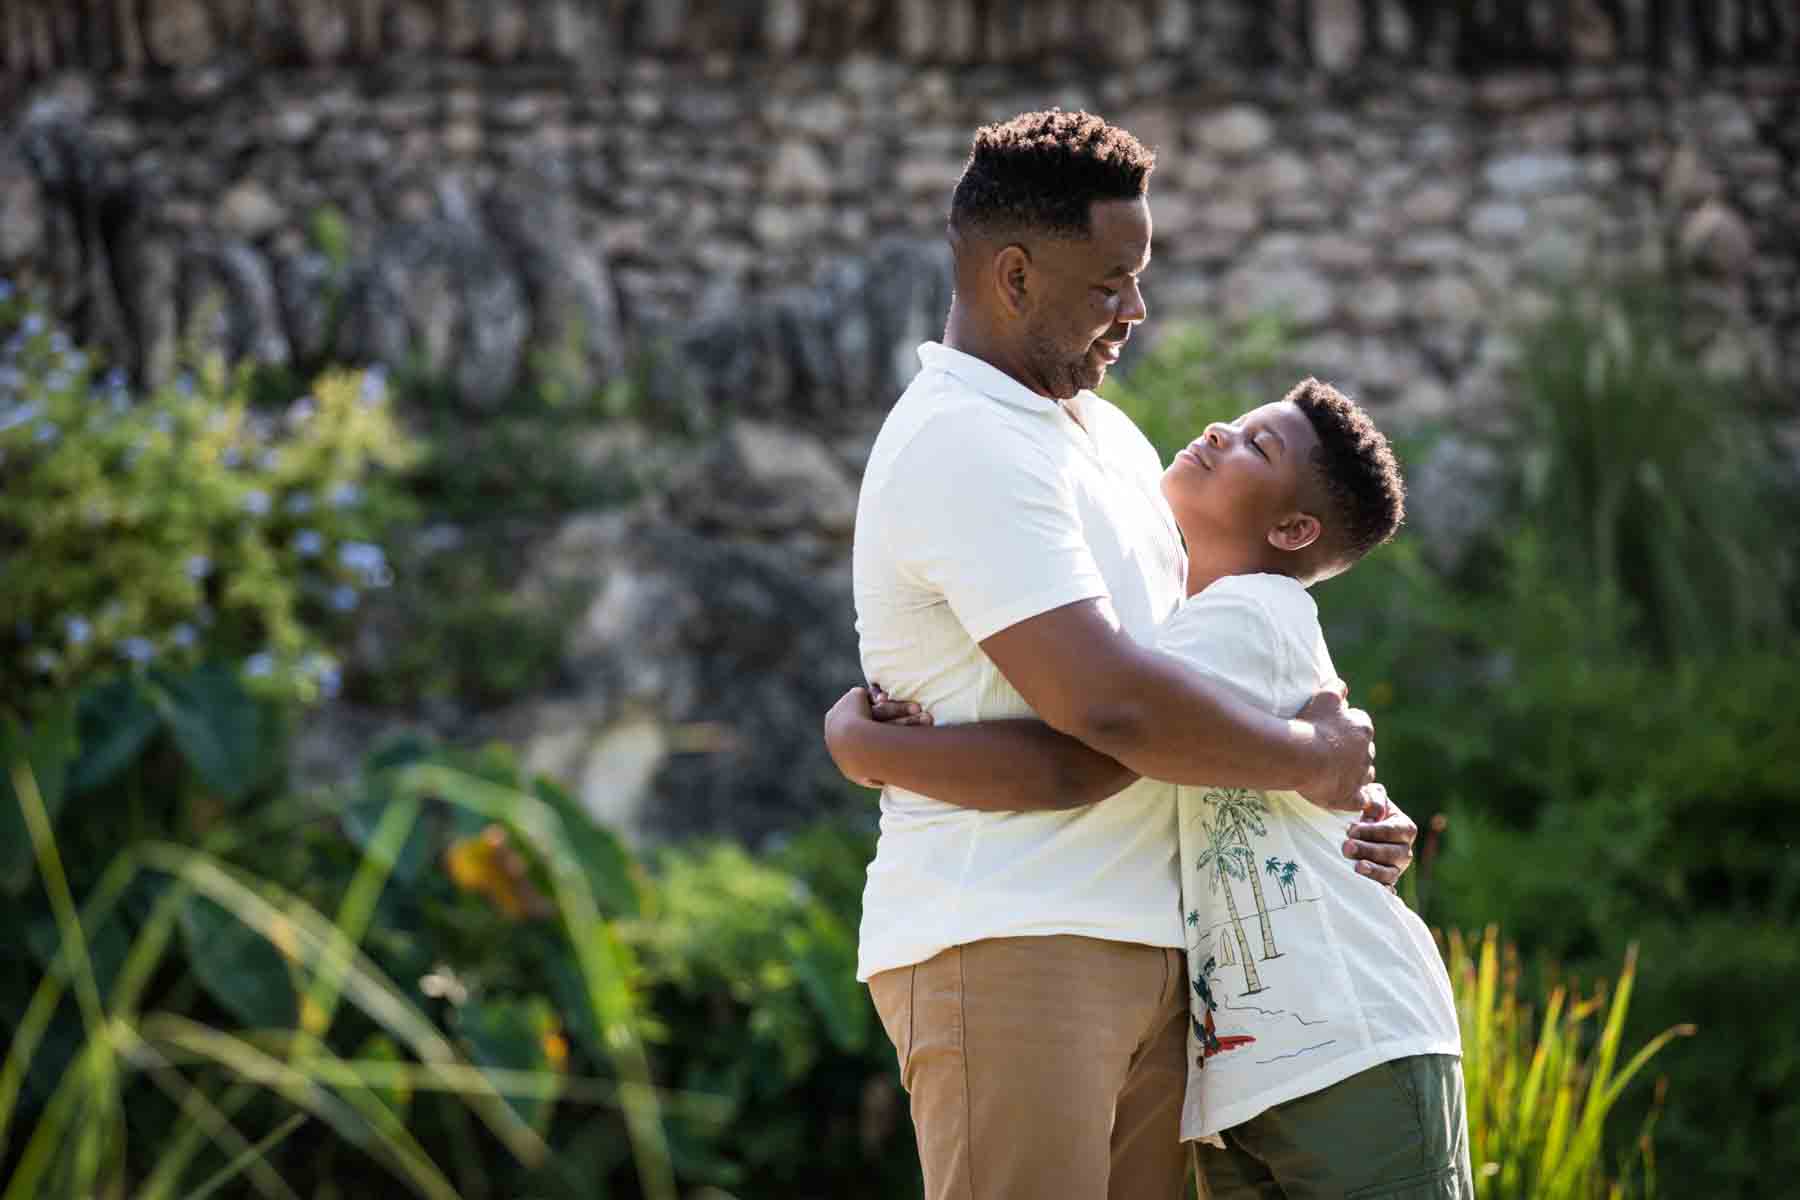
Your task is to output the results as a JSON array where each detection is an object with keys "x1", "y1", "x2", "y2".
[
  {"x1": 852, "y1": 342, "x2": 1188, "y2": 981},
  {"x1": 1164, "y1": 573, "x2": 1462, "y2": 1140}
]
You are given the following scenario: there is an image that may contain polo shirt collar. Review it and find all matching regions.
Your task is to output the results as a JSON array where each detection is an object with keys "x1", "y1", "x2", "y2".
[{"x1": 917, "y1": 342, "x2": 1061, "y2": 413}]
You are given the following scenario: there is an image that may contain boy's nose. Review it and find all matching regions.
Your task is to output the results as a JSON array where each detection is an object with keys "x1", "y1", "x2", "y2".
[{"x1": 1202, "y1": 423, "x2": 1230, "y2": 449}]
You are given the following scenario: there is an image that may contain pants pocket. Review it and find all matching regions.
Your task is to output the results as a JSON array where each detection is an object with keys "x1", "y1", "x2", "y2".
[{"x1": 1345, "y1": 1163, "x2": 1462, "y2": 1199}]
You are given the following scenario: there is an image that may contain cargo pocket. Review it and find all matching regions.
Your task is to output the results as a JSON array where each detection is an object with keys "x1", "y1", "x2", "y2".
[{"x1": 1345, "y1": 1163, "x2": 1462, "y2": 1199}]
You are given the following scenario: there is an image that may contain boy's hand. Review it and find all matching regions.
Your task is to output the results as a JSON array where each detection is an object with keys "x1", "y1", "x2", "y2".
[
  {"x1": 823, "y1": 685, "x2": 934, "y2": 789},
  {"x1": 866, "y1": 684, "x2": 934, "y2": 726},
  {"x1": 1342, "y1": 783, "x2": 1415, "y2": 887},
  {"x1": 1295, "y1": 682, "x2": 1376, "y2": 812}
]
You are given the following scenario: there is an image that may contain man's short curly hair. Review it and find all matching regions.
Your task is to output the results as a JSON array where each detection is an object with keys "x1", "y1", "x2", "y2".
[
  {"x1": 1286, "y1": 378, "x2": 1406, "y2": 565},
  {"x1": 950, "y1": 109, "x2": 1156, "y2": 239}
]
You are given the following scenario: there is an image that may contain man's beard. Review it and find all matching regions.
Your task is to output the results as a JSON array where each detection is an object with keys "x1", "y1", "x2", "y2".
[{"x1": 1028, "y1": 330, "x2": 1104, "y2": 400}]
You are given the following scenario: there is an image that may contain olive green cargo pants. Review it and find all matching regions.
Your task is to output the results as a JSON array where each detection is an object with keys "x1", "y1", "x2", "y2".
[{"x1": 1192, "y1": 1054, "x2": 1474, "y2": 1199}]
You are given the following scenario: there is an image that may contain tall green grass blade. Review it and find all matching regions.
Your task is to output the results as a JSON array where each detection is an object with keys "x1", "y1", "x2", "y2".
[
  {"x1": 134, "y1": 1072, "x2": 295, "y2": 1200},
  {"x1": 290, "y1": 788, "x2": 421, "y2": 1054},
  {"x1": 138, "y1": 1013, "x2": 461, "y2": 1200},
  {"x1": 184, "y1": 1112, "x2": 309, "y2": 1200},
  {"x1": 133, "y1": 840, "x2": 546, "y2": 1165},
  {"x1": 3, "y1": 1039, "x2": 102, "y2": 1200},
  {"x1": 402, "y1": 762, "x2": 676, "y2": 1200}
]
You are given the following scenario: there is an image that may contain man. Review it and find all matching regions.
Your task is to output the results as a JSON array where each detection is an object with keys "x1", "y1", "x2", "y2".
[{"x1": 846, "y1": 110, "x2": 1416, "y2": 1199}]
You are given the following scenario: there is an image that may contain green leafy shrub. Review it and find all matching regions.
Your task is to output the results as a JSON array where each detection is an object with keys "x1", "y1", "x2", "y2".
[
  {"x1": 0, "y1": 289, "x2": 418, "y2": 714},
  {"x1": 1508, "y1": 285, "x2": 1797, "y2": 658},
  {"x1": 625, "y1": 826, "x2": 917, "y2": 1197}
]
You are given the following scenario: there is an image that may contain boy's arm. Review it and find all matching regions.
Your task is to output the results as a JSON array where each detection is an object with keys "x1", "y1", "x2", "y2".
[{"x1": 823, "y1": 687, "x2": 1138, "y2": 811}]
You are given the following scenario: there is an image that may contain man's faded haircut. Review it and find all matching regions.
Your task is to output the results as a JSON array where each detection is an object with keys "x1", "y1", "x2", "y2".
[
  {"x1": 1285, "y1": 378, "x2": 1406, "y2": 565},
  {"x1": 949, "y1": 109, "x2": 1155, "y2": 241}
]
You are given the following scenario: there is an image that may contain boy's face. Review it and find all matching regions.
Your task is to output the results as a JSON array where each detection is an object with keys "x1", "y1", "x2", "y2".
[{"x1": 1160, "y1": 399, "x2": 1325, "y2": 558}]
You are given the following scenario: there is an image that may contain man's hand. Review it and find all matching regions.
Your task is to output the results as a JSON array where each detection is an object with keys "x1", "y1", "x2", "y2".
[
  {"x1": 1341, "y1": 783, "x2": 1416, "y2": 888},
  {"x1": 823, "y1": 685, "x2": 933, "y2": 789},
  {"x1": 1294, "y1": 682, "x2": 1376, "y2": 812}
]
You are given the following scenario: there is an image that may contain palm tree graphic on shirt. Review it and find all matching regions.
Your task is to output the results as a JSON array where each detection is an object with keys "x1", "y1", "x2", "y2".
[
  {"x1": 1204, "y1": 788, "x2": 1281, "y2": 962},
  {"x1": 1193, "y1": 807, "x2": 1265, "y2": 995}
]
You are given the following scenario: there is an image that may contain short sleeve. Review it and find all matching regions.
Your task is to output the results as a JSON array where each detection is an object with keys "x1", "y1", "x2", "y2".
[
  {"x1": 886, "y1": 411, "x2": 1109, "y2": 643},
  {"x1": 1154, "y1": 580, "x2": 1286, "y2": 715}
]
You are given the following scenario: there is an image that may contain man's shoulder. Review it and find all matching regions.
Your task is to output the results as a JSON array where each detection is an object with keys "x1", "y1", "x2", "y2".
[{"x1": 869, "y1": 370, "x2": 1061, "y2": 482}]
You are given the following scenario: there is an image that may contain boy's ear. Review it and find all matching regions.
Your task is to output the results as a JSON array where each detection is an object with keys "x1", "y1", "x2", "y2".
[{"x1": 1268, "y1": 512, "x2": 1322, "y2": 553}]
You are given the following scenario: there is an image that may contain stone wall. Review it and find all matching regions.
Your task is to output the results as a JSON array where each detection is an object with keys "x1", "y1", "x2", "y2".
[{"x1": 2, "y1": 0, "x2": 1797, "y2": 426}]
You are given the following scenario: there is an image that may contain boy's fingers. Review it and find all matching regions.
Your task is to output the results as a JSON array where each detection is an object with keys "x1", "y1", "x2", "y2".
[
  {"x1": 869, "y1": 699, "x2": 925, "y2": 722},
  {"x1": 1355, "y1": 860, "x2": 1401, "y2": 887}
]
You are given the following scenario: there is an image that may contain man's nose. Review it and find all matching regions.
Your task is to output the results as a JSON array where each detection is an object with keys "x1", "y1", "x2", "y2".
[{"x1": 1119, "y1": 277, "x2": 1148, "y2": 325}]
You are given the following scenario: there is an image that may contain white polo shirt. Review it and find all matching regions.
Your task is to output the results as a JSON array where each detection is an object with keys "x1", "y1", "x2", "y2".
[{"x1": 852, "y1": 341, "x2": 1188, "y2": 981}]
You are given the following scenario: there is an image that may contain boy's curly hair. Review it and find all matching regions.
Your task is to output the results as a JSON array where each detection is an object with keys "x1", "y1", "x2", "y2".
[
  {"x1": 1286, "y1": 378, "x2": 1406, "y2": 564},
  {"x1": 950, "y1": 109, "x2": 1155, "y2": 239}
]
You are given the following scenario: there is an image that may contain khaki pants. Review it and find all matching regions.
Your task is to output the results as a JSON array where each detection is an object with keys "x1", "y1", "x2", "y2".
[
  {"x1": 868, "y1": 935, "x2": 1189, "y2": 1200},
  {"x1": 1192, "y1": 1054, "x2": 1475, "y2": 1199}
]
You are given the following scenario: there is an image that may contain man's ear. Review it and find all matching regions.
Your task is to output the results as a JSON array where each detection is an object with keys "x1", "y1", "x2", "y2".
[
  {"x1": 992, "y1": 244, "x2": 1033, "y2": 319},
  {"x1": 1268, "y1": 512, "x2": 1322, "y2": 553}
]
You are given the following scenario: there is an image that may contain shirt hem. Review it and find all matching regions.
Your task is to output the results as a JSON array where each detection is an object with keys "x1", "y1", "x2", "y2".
[
  {"x1": 1181, "y1": 1036, "x2": 1464, "y2": 1142},
  {"x1": 858, "y1": 922, "x2": 1186, "y2": 983}
]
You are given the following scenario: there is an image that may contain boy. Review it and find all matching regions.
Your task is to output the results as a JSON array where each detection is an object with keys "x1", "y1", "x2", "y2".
[{"x1": 825, "y1": 378, "x2": 1469, "y2": 1197}]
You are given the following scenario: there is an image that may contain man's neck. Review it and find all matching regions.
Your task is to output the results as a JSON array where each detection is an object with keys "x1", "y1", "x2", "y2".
[{"x1": 944, "y1": 302, "x2": 1049, "y2": 398}]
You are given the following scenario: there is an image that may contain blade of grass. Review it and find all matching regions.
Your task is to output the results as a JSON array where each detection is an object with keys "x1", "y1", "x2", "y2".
[
  {"x1": 289, "y1": 789, "x2": 421, "y2": 1057},
  {"x1": 133, "y1": 1070, "x2": 297, "y2": 1200},
  {"x1": 184, "y1": 1112, "x2": 309, "y2": 1200},
  {"x1": 134, "y1": 840, "x2": 545, "y2": 1165},
  {"x1": 399, "y1": 762, "x2": 676, "y2": 1200},
  {"x1": 9, "y1": 756, "x2": 123, "y2": 1193},
  {"x1": 138, "y1": 1013, "x2": 461, "y2": 1200}
]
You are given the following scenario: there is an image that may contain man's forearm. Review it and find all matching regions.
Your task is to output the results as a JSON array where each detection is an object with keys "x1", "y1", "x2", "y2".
[
  {"x1": 1058, "y1": 647, "x2": 1326, "y2": 791},
  {"x1": 840, "y1": 718, "x2": 1138, "y2": 811}
]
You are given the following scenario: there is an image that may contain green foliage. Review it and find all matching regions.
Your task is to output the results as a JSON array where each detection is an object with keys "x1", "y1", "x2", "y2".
[
  {"x1": 1100, "y1": 315, "x2": 1290, "y2": 461},
  {"x1": 1509, "y1": 284, "x2": 1797, "y2": 658},
  {"x1": 624, "y1": 827, "x2": 917, "y2": 1197},
  {"x1": 0, "y1": 290, "x2": 418, "y2": 716}
]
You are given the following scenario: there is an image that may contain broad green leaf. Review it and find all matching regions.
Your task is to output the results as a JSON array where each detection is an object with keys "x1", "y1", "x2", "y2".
[
  {"x1": 145, "y1": 664, "x2": 266, "y2": 802},
  {"x1": 0, "y1": 700, "x2": 79, "y2": 895},
  {"x1": 177, "y1": 893, "x2": 298, "y2": 1028},
  {"x1": 66, "y1": 675, "x2": 159, "y2": 797}
]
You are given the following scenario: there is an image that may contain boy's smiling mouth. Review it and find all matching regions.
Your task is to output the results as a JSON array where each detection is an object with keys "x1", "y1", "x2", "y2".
[{"x1": 1177, "y1": 444, "x2": 1212, "y2": 470}]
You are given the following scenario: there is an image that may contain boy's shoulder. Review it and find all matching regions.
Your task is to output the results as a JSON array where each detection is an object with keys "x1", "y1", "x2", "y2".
[
  {"x1": 1164, "y1": 574, "x2": 1320, "y2": 642},
  {"x1": 1156, "y1": 574, "x2": 1323, "y2": 713}
]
